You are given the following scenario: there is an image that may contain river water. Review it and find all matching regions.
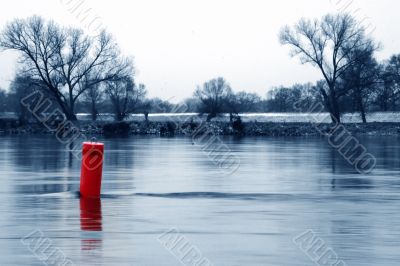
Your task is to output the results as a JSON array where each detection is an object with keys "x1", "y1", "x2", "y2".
[{"x1": 0, "y1": 135, "x2": 399, "y2": 265}]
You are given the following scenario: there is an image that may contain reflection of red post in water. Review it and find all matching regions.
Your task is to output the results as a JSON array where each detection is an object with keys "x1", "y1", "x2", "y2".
[
  {"x1": 80, "y1": 197, "x2": 102, "y2": 251},
  {"x1": 80, "y1": 142, "x2": 104, "y2": 198},
  {"x1": 80, "y1": 197, "x2": 102, "y2": 231}
]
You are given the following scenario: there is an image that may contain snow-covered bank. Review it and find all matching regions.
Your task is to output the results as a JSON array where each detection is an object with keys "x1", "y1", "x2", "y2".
[{"x1": 74, "y1": 112, "x2": 400, "y2": 124}]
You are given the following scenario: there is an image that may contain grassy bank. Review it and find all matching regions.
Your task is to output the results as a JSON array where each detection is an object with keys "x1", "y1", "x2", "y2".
[{"x1": 1, "y1": 117, "x2": 400, "y2": 137}]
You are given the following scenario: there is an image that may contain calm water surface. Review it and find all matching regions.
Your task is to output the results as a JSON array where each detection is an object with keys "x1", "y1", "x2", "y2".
[{"x1": 0, "y1": 135, "x2": 400, "y2": 265}]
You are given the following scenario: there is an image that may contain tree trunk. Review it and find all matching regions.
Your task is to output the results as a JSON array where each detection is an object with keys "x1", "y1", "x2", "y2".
[
  {"x1": 113, "y1": 102, "x2": 124, "y2": 121},
  {"x1": 332, "y1": 101, "x2": 341, "y2": 123},
  {"x1": 319, "y1": 84, "x2": 341, "y2": 124},
  {"x1": 65, "y1": 94, "x2": 77, "y2": 121},
  {"x1": 330, "y1": 87, "x2": 341, "y2": 124},
  {"x1": 381, "y1": 100, "x2": 387, "y2": 112},
  {"x1": 18, "y1": 102, "x2": 28, "y2": 125},
  {"x1": 329, "y1": 110, "x2": 341, "y2": 124},
  {"x1": 116, "y1": 112, "x2": 125, "y2": 121},
  {"x1": 91, "y1": 112, "x2": 97, "y2": 121},
  {"x1": 91, "y1": 100, "x2": 98, "y2": 121},
  {"x1": 50, "y1": 91, "x2": 77, "y2": 121},
  {"x1": 324, "y1": 90, "x2": 341, "y2": 124},
  {"x1": 360, "y1": 108, "x2": 367, "y2": 123},
  {"x1": 68, "y1": 89, "x2": 76, "y2": 121},
  {"x1": 355, "y1": 88, "x2": 367, "y2": 123},
  {"x1": 206, "y1": 112, "x2": 216, "y2": 122},
  {"x1": 66, "y1": 112, "x2": 77, "y2": 121}
]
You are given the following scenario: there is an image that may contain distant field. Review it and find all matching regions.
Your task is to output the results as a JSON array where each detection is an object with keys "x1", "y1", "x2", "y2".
[
  {"x1": 1, "y1": 112, "x2": 400, "y2": 123},
  {"x1": 77, "y1": 112, "x2": 400, "y2": 123}
]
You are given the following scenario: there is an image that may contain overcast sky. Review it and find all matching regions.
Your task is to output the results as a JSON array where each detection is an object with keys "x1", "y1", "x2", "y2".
[{"x1": 0, "y1": 0, "x2": 398, "y2": 102}]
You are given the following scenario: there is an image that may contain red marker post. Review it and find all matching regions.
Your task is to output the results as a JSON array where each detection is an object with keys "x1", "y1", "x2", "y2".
[{"x1": 80, "y1": 142, "x2": 104, "y2": 198}]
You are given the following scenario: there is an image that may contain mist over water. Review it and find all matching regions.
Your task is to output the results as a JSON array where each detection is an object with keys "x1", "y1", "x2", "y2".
[{"x1": 0, "y1": 135, "x2": 400, "y2": 265}]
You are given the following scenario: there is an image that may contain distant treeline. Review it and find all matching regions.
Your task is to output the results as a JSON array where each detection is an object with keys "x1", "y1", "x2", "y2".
[{"x1": 0, "y1": 14, "x2": 399, "y2": 124}]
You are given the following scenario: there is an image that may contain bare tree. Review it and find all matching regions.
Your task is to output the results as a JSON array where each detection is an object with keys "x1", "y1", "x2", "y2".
[
  {"x1": 340, "y1": 45, "x2": 379, "y2": 123},
  {"x1": 135, "y1": 84, "x2": 148, "y2": 120},
  {"x1": 7, "y1": 73, "x2": 52, "y2": 123},
  {"x1": 280, "y1": 13, "x2": 377, "y2": 123},
  {"x1": 147, "y1": 98, "x2": 173, "y2": 113},
  {"x1": 182, "y1": 98, "x2": 202, "y2": 113},
  {"x1": 134, "y1": 84, "x2": 153, "y2": 121},
  {"x1": 194, "y1": 77, "x2": 233, "y2": 121},
  {"x1": 82, "y1": 81, "x2": 104, "y2": 121},
  {"x1": 138, "y1": 99, "x2": 152, "y2": 122},
  {"x1": 267, "y1": 87, "x2": 295, "y2": 112},
  {"x1": 0, "y1": 16, "x2": 133, "y2": 120},
  {"x1": 378, "y1": 55, "x2": 400, "y2": 111},
  {"x1": 223, "y1": 91, "x2": 262, "y2": 121},
  {"x1": 0, "y1": 88, "x2": 7, "y2": 114},
  {"x1": 266, "y1": 83, "x2": 321, "y2": 113},
  {"x1": 235, "y1": 92, "x2": 262, "y2": 113},
  {"x1": 105, "y1": 78, "x2": 146, "y2": 121}
]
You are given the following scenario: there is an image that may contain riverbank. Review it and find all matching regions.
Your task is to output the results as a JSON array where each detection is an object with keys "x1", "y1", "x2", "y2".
[{"x1": 1, "y1": 117, "x2": 400, "y2": 137}]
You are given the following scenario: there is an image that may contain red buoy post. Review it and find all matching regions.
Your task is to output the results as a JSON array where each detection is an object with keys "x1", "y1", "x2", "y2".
[{"x1": 80, "y1": 142, "x2": 104, "y2": 198}]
